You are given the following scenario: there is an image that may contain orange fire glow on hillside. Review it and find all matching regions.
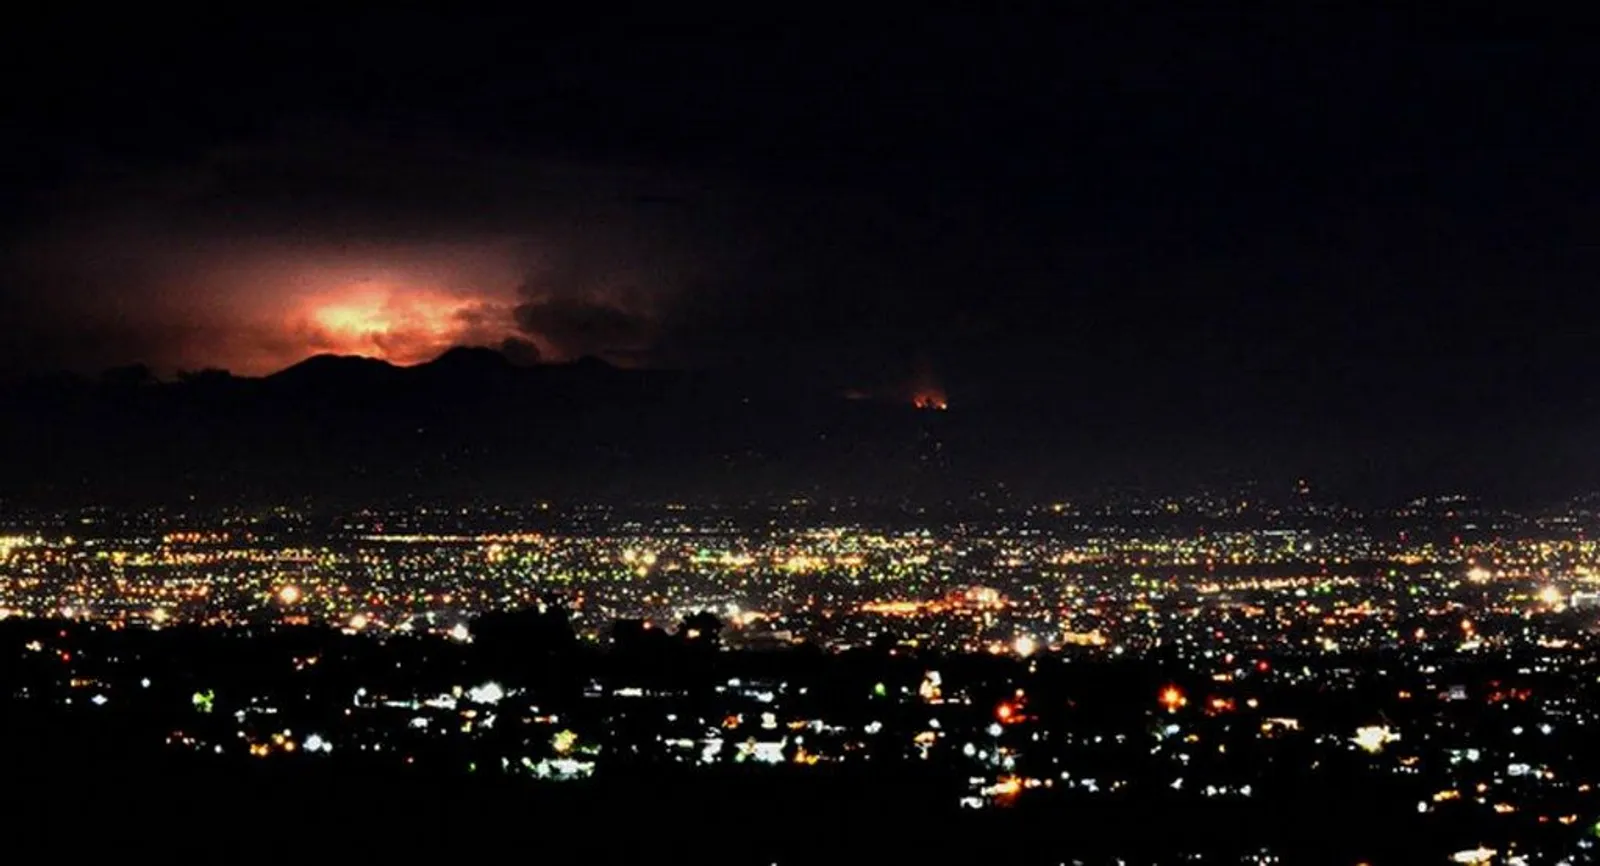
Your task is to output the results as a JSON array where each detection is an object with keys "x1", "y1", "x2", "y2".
[{"x1": 909, "y1": 354, "x2": 948, "y2": 410}]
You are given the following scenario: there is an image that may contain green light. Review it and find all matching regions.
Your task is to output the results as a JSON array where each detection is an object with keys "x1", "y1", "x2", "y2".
[
  {"x1": 191, "y1": 689, "x2": 215, "y2": 713},
  {"x1": 873, "y1": 682, "x2": 887, "y2": 698}
]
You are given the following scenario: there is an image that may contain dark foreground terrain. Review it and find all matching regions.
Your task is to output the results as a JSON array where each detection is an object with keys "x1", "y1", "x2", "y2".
[
  {"x1": 0, "y1": 618, "x2": 1583, "y2": 863},
  {"x1": 2, "y1": 729, "x2": 1499, "y2": 865}
]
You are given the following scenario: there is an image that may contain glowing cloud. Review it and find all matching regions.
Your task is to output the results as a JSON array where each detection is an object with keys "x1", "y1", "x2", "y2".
[{"x1": 296, "y1": 284, "x2": 499, "y2": 365}]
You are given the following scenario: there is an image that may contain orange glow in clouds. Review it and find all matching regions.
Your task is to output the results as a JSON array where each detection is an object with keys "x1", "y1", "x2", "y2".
[{"x1": 296, "y1": 285, "x2": 495, "y2": 365}]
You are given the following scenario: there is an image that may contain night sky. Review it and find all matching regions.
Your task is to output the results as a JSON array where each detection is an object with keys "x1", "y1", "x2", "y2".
[{"x1": 3, "y1": 9, "x2": 1598, "y2": 499}]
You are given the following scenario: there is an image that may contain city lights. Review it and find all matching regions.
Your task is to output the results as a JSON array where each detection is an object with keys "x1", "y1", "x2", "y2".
[{"x1": 3, "y1": 493, "x2": 1600, "y2": 862}]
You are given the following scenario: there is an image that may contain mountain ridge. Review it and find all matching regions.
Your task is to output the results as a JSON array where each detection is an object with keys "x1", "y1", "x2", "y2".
[{"x1": 0, "y1": 345, "x2": 963, "y2": 508}]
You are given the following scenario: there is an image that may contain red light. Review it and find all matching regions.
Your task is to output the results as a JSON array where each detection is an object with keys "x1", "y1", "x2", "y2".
[{"x1": 1255, "y1": 659, "x2": 1270, "y2": 673}]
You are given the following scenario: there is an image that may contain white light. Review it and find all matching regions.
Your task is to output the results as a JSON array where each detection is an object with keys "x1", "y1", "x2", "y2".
[
  {"x1": 449, "y1": 623, "x2": 471, "y2": 642},
  {"x1": 303, "y1": 733, "x2": 332, "y2": 753},
  {"x1": 1352, "y1": 725, "x2": 1398, "y2": 754},
  {"x1": 467, "y1": 682, "x2": 505, "y2": 704},
  {"x1": 1013, "y1": 635, "x2": 1037, "y2": 657},
  {"x1": 90, "y1": 694, "x2": 108, "y2": 706}
]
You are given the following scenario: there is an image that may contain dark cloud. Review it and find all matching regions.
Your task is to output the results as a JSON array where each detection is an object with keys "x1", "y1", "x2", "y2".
[
  {"x1": 497, "y1": 337, "x2": 542, "y2": 366},
  {"x1": 512, "y1": 297, "x2": 655, "y2": 361}
]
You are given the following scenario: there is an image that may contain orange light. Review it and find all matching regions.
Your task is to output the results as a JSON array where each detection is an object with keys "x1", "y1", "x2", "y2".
[
  {"x1": 304, "y1": 288, "x2": 476, "y2": 363},
  {"x1": 1206, "y1": 696, "x2": 1236, "y2": 714},
  {"x1": 1160, "y1": 685, "x2": 1186, "y2": 711},
  {"x1": 266, "y1": 279, "x2": 501, "y2": 371}
]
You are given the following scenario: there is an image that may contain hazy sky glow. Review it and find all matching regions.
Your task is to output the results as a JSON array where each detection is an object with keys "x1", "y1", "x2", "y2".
[
  {"x1": 11, "y1": 230, "x2": 529, "y2": 374},
  {"x1": 1, "y1": 129, "x2": 740, "y2": 375},
  {"x1": 4, "y1": 10, "x2": 1597, "y2": 429},
  {"x1": 212, "y1": 245, "x2": 526, "y2": 373},
  {"x1": 2, "y1": 9, "x2": 1598, "y2": 501},
  {"x1": 1, "y1": 125, "x2": 943, "y2": 386}
]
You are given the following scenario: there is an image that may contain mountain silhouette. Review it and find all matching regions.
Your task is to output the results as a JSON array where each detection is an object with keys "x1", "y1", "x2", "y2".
[
  {"x1": 266, "y1": 354, "x2": 402, "y2": 391},
  {"x1": 0, "y1": 347, "x2": 964, "y2": 507},
  {"x1": 416, "y1": 346, "x2": 515, "y2": 376}
]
